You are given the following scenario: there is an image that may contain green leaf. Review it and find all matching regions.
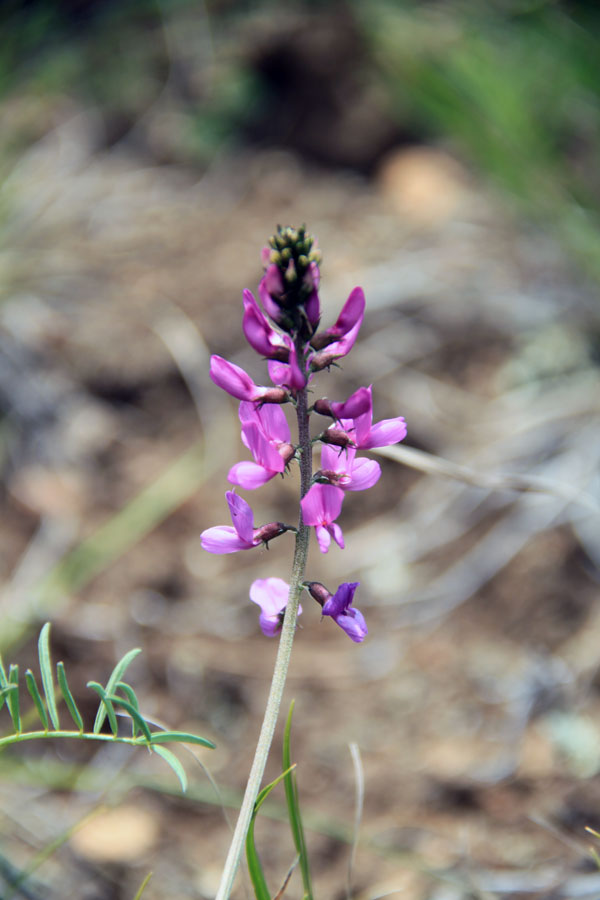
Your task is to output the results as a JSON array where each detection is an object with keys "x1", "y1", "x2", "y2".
[
  {"x1": 57, "y1": 662, "x2": 84, "y2": 732},
  {"x1": 149, "y1": 731, "x2": 216, "y2": 749},
  {"x1": 7, "y1": 664, "x2": 20, "y2": 732},
  {"x1": 93, "y1": 648, "x2": 141, "y2": 734},
  {"x1": 0, "y1": 652, "x2": 7, "y2": 714},
  {"x1": 152, "y1": 745, "x2": 187, "y2": 792},
  {"x1": 246, "y1": 767, "x2": 295, "y2": 900},
  {"x1": 38, "y1": 623, "x2": 60, "y2": 730},
  {"x1": 283, "y1": 700, "x2": 313, "y2": 899},
  {"x1": 106, "y1": 694, "x2": 152, "y2": 743},
  {"x1": 25, "y1": 669, "x2": 49, "y2": 730},
  {"x1": 87, "y1": 682, "x2": 118, "y2": 736},
  {"x1": 114, "y1": 681, "x2": 141, "y2": 736}
]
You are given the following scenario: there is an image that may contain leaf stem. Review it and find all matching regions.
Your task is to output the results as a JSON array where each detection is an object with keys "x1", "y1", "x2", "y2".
[{"x1": 215, "y1": 340, "x2": 312, "y2": 900}]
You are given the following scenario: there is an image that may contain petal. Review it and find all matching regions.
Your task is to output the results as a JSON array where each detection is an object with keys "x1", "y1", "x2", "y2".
[
  {"x1": 250, "y1": 577, "x2": 290, "y2": 617},
  {"x1": 200, "y1": 526, "x2": 253, "y2": 554},
  {"x1": 228, "y1": 461, "x2": 276, "y2": 490},
  {"x1": 320, "y1": 484, "x2": 345, "y2": 522},
  {"x1": 321, "y1": 443, "x2": 352, "y2": 474},
  {"x1": 336, "y1": 608, "x2": 368, "y2": 642},
  {"x1": 362, "y1": 417, "x2": 407, "y2": 449},
  {"x1": 347, "y1": 457, "x2": 381, "y2": 491},
  {"x1": 329, "y1": 521, "x2": 345, "y2": 549},
  {"x1": 210, "y1": 356, "x2": 263, "y2": 401},
  {"x1": 255, "y1": 403, "x2": 291, "y2": 444},
  {"x1": 242, "y1": 422, "x2": 285, "y2": 472},
  {"x1": 305, "y1": 289, "x2": 320, "y2": 327},
  {"x1": 226, "y1": 490, "x2": 254, "y2": 542},
  {"x1": 329, "y1": 286, "x2": 365, "y2": 337},
  {"x1": 322, "y1": 582, "x2": 359, "y2": 618},
  {"x1": 315, "y1": 524, "x2": 331, "y2": 553},
  {"x1": 301, "y1": 484, "x2": 344, "y2": 526},
  {"x1": 330, "y1": 386, "x2": 372, "y2": 421}
]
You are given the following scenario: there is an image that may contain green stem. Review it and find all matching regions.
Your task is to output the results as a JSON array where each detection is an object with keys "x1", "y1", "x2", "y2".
[
  {"x1": 215, "y1": 345, "x2": 312, "y2": 900},
  {"x1": 0, "y1": 730, "x2": 149, "y2": 749}
]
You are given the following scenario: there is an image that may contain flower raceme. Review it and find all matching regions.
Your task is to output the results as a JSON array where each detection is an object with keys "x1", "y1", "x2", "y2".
[{"x1": 202, "y1": 225, "x2": 408, "y2": 641}]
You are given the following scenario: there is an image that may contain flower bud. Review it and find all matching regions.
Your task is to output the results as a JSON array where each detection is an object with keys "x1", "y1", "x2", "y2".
[
  {"x1": 304, "y1": 581, "x2": 331, "y2": 608},
  {"x1": 320, "y1": 427, "x2": 353, "y2": 448},
  {"x1": 255, "y1": 521, "x2": 292, "y2": 546}
]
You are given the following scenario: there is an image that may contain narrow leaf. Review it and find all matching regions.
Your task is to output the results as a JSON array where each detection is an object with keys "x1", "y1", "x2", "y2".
[
  {"x1": 93, "y1": 648, "x2": 141, "y2": 734},
  {"x1": 283, "y1": 700, "x2": 313, "y2": 900},
  {"x1": 106, "y1": 695, "x2": 152, "y2": 742},
  {"x1": 149, "y1": 731, "x2": 216, "y2": 749},
  {"x1": 0, "y1": 653, "x2": 7, "y2": 714},
  {"x1": 246, "y1": 768, "x2": 295, "y2": 900},
  {"x1": 114, "y1": 682, "x2": 142, "y2": 736},
  {"x1": 87, "y1": 682, "x2": 118, "y2": 736},
  {"x1": 132, "y1": 871, "x2": 153, "y2": 900},
  {"x1": 7, "y1": 664, "x2": 21, "y2": 732},
  {"x1": 57, "y1": 662, "x2": 84, "y2": 732},
  {"x1": 152, "y1": 745, "x2": 187, "y2": 792},
  {"x1": 38, "y1": 623, "x2": 60, "y2": 730},
  {"x1": 25, "y1": 670, "x2": 49, "y2": 730}
]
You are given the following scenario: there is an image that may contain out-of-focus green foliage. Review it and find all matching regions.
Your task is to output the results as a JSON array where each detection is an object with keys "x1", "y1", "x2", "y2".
[{"x1": 358, "y1": 1, "x2": 600, "y2": 279}]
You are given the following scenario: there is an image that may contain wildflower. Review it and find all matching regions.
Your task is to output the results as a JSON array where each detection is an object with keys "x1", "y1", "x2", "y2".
[
  {"x1": 338, "y1": 386, "x2": 407, "y2": 449},
  {"x1": 201, "y1": 491, "x2": 290, "y2": 554},
  {"x1": 306, "y1": 580, "x2": 367, "y2": 642},
  {"x1": 242, "y1": 290, "x2": 291, "y2": 361},
  {"x1": 210, "y1": 356, "x2": 288, "y2": 404},
  {"x1": 316, "y1": 444, "x2": 381, "y2": 491},
  {"x1": 310, "y1": 287, "x2": 365, "y2": 352},
  {"x1": 267, "y1": 342, "x2": 308, "y2": 393},
  {"x1": 228, "y1": 402, "x2": 294, "y2": 490},
  {"x1": 249, "y1": 577, "x2": 302, "y2": 636},
  {"x1": 300, "y1": 484, "x2": 345, "y2": 553},
  {"x1": 313, "y1": 385, "x2": 372, "y2": 421}
]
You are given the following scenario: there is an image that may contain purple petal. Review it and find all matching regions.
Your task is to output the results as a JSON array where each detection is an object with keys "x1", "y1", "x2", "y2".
[
  {"x1": 361, "y1": 417, "x2": 407, "y2": 449},
  {"x1": 210, "y1": 356, "x2": 264, "y2": 402},
  {"x1": 315, "y1": 524, "x2": 331, "y2": 553},
  {"x1": 228, "y1": 461, "x2": 276, "y2": 490},
  {"x1": 250, "y1": 577, "x2": 290, "y2": 617},
  {"x1": 347, "y1": 457, "x2": 381, "y2": 491},
  {"x1": 322, "y1": 582, "x2": 359, "y2": 618},
  {"x1": 305, "y1": 289, "x2": 320, "y2": 327},
  {"x1": 200, "y1": 526, "x2": 254, "y2": 554},
  {"x1": 226, "y1": 490, "x2": 254, "y2": 542},
  {"x1": 335, "y1": 608, "x2": 368, "y2": 642},
  {"x1": 242, "y1": 290, "x2": 290, "y2": 358}
]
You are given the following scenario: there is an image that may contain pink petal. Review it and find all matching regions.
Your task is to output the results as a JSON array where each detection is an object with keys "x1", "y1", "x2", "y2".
[
  {"x1": 330, "y1": 386, "x2": 372, "y2": 420},
  {"x1": 228, "y1": 461, "x2": 276, "y2": 490},
  {"x1": 329, "y1": 287, "x2": 365, "y2": 337},
  {"x1": 329, "y1": 522, "x2": 345, "y2": 549},
  {"x1": 210, "y1": 356, "x2": 263, "y2": 401},
  {"x1": 348, "y1": 457, "x2": 381, "y2": 491},
  {"x1": 200, "y1": 526, "x2": 253, "y2": 554},
  {"x1": 254, "y1": 402, "x2": 291, "y2": 444},
  {"x1": 242, "y1": 290, "x2": 288, "y2": 357},
  {"x1": 242, "y1": 423, "x2": 285, "y2": 473},
  {"x1": 250, "y1": 577, "x2": 290, "y2": 617},
  {"x1": 362, "y1": 417, "x2": 407, "y2": 449},
  {"x1": 315, "y1": 524, "x2": 331, "y2": 553},
  {"x1": 300, "y1": 484, "x2": 344, "y2": 526},
  {"x1": 226, "y1": 490, "x2": 254, "y2": 542}
]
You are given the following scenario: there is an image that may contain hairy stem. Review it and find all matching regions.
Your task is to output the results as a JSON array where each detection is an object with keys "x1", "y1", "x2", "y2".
[{"x1": 215, "y1": 345, "x2": 312, "y2": 900}]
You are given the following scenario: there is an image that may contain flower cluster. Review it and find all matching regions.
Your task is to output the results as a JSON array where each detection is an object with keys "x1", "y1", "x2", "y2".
[{"x1": 201, "y1": 226, "x2": 407, "y2": 642}]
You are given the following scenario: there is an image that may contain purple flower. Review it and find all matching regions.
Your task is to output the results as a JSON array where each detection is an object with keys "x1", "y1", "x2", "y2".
[
  {"x1": 306, "y1": 580, "x2": 367, "y2": 642},
  {"x1": 259, "y1": 265, "x2": 286, "y2": 323},
  {"x1": 322, "y1": 582, "x2": 367, "y2": 642},
  {"x1": 318, "y1": 444, "x2": 381, "y2": 491},
  {"x1": 201, "y1": 491, "x2": 289, "y2": 554},
  {"x1": 249, "y1": 577, "x2": 302, "y2": 636},
  {"x1": 228, "y1": 402, "x2": 294, "y2": 490},
  {"x1": 242, "y1": 290, "x2": 291, "y2": 361},
  {"x1": 210, "y1": 356, "x2": 288, "y2": 404},
  {"x1": 339, "y1": 386, "x2": 407, "y2": 449},
  {"x1": 314, "y1": 385, "x2": 372, "y2": 421},
  {"x1": 300, "y1": 484, "x2": 345, "y2": 553}
]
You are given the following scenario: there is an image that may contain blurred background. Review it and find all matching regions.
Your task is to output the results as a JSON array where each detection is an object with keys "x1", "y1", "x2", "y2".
[{"x1": 1, "y1": 1, "x2": 600, "y2": 898}]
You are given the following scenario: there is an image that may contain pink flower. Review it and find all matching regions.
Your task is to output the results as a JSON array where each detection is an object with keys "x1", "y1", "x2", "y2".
[
  {"x1": 209, "y1": 356, "x2": 287, "y2": 404},
  {"x1": 339, "y1": 386, "x2": 407, "y2": 449},
  {"x1": 318, "y1": 444, "x2": 381, "y2": 491},
  {"x1": 249, "y1": 577, "x2": 302, "y2": 636},
  {"x1": 300, "y1": 484, "x2": 345, "y2": 553},
  {"x1": 310, "y1": 287, "x2": 365, "y2": 353},
  {"x1": 201, "y1": 491, "x2": 289, "y2": 554},
  {"x1": 228, "y1": 402, "x2": 294, "y2": 490},
  {"x1": 259, "y1": 266, "x2": 286, "y2": 323},
  {"x1": 267, "y1": 342, "x2": 308, "y2": 393},
  {"x1": 314, "y1": 386, "x2": 372, "y2": 421},
  {"x1": 242, "y1": 290, "x2": 291, "y2": 361}
]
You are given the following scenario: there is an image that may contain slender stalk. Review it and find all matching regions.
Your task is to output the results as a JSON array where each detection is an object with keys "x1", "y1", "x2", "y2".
[{"x1": 215, "y1": 346, "x2": 312, "y2": 900}]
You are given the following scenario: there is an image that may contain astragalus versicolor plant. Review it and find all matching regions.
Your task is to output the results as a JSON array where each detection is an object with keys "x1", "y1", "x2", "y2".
[{"x1": 202, "y1": 227, "x2": 406, "y2": 899}]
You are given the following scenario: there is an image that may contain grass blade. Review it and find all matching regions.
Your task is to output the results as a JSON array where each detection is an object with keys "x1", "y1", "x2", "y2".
[
  {"x1": 57, "y1": 662, "x2": 84, "y2": 732},
  {"x1": 7, "y1": 665, "x2": 20, "y2": 733},
  {"x1": 283, "y1": 700, "x2": 313, "y2": 900},
  {"x1": 0, "y1": 654, "x2": 8, "y2": 714},
  {"x1": 132, "y1": 871, "x2": 153, "y2": 900},
  {"x1": 93, "y1": 648, "x2": 141, "y2": 734},
  {"x1": 87, "y1": 682, "x2": 118, "y2": 736},
  {"x1": 25, "y1": 670, "x2": 49, "y2": 731},
  {"x1": 38, "y1": 624, "x2": 59, "y2": 730},
  {"x1": 149, "y1": 731, "x2": 216, "y2": 749},
  {"x1": 152, "y1": 745, "x2": 187, "y2": 792},
  {"x1": 246, "y1": 767, "x2": 295, "y2": 900}
]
